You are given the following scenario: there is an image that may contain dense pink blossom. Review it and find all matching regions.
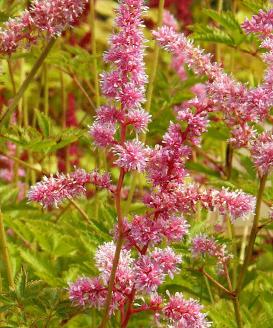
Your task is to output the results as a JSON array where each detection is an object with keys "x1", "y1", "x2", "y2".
[
  {"x1": 159, "y1": 215, "x2": 189, "y2": 243},
  {"x1": 112, "y1": 140, "x2": 148, "y2": 172},
  {"x1": 95, "y1": 241, "x2": 134, "y2": 288},
  {"x1": 89, "y1": 122, "x2": 116, "y2": 148},
  {"x1": 134, "y1": 255, "x2": 166, "y2": 292},
  {"x1": 201, "y1": 188, "x2": 256, "y2": 222},
  {"x1": 95, "y1": 105, "x2": 123, "y2": 124},
  {"x1": 100, "y1": 0, "x2": 147, "y2": 109},
  {"x1": 154, "y1": 25, "x2": 273, "y2": 148},
  {"x1": 69, "y1": 277, "x2": 106, "y2": 308},
  {"x1": 125, "y1": 109, "x2": 151, "y2": 132},
  {"x1": 163, "y1": 292, "x2": 211, "y2": 328},
  {"x1": 128, "y1": 215, "x2": 163, "y2": 248},
  {"x1": 152, "y1": 247, "x2": 182, "y2": 279},
  {"x1": 89, "y1": 171, "x2": 112, "y2": 190},
  {"x1": 191, "y1": 234, "x2": 231, "y2": 266},
  {"x1": 242, "y1": 9, "x2": 273, "y2": 37},
  {"x1": 251, "y1": 131, "x2": 273, "y2": 176},
  {"x1": 28, "y1": 168, "x2": 90, "y2": 208},
  {"x1": 0, "y1": 0, "x2": 88, "y2": 55},
  {"x1": 163, "y1": 10, "x2": 179, "y2": 31}
]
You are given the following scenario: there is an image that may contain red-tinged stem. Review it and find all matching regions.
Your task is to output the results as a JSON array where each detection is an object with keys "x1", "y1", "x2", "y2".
[
  {"x1": 121, "y1": 290, "x2": 136, "y2": 328},
  {"x1": 99, "y1": 125, "x2": 127, "y2": 328}
]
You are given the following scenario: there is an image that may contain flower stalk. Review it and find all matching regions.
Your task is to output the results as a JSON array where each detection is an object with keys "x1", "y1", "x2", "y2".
[{"x1": 236, "y1": 173, "x2": 268, "y2": 293}]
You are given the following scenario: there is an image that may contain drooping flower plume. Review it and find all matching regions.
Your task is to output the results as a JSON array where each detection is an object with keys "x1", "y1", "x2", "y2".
[{"x1": 0, "y1": 0, "x2": 88, "y2": 55}]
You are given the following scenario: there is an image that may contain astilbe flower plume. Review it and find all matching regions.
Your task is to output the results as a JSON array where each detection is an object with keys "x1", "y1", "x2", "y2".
[
  {"x1": 0, "y1": 0, "x2": 88, "y2": 55},
  {"x1": 191, "y1": 234, "x2": 232, "y2": 273},
  {"x1": 27, "y1": 169, "x2": 112, "y2": 208},
  {"x1": 163, "y1": 292, "x2": 211, "y2": 328},
  {"x1": 154, "y1": 22, "x2": 273, "y2": 149},
  {"x1": 251, "y1": 130, "x2": 273, "y2": 176}
]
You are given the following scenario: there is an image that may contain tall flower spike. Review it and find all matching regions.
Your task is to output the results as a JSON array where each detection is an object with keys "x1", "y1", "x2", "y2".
[
  {"x1": 27, "y1": 168, "x2": 90, "y2": 208},
  {"x1": 251, "y1": 131, "x2": 273, "y2": 176},
  {"x1": 163, "y1": 292, "x2": 211, "y2": 328},
  {"x1": 0, "y1": 0, "x2": 88, "y2": 55},
  {"x1": 112, "y1": 140, "x2": 148, "y2": 172}
]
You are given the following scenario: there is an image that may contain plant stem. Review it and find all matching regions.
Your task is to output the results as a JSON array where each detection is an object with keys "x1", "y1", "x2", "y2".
[
  {"x1": 204, "y1": 275, "x2": 214, "y2": 303},
  {"x1": 201, "y1": 268, "x2": 234, "y2": 296},
  {"x1": 0, "y1": 210, "x2": 15, "y2": 289},
  {"x1": 100, "y1": 125, "x2": 127, "y2": 328},
  {"x1": 236, "y1": 174, "x2": 268, "y2": 293},
  {"x1": 232, "y1": 297, "x2": 243, "y2": 328},
  {"x1": 7, "y1": 59, "x2": 17, "y2": 95},
  {"x1": 43, "y1": 64, "x2": 49, "y2": 116},
  {"x1": 227, "y1": 217, "x2": 237, "y2": 287},
  {"x1": 225, "y1": 143, "x2": 233, "y2": 180},
  {"x1": 0, "y1": 38, "x2": 56, "y2": 127}
]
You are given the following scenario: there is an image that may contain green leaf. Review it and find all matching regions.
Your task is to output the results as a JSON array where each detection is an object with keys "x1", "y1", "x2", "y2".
[{"x1": 34, "y1": 109, "x2": 52, "y2": 137}]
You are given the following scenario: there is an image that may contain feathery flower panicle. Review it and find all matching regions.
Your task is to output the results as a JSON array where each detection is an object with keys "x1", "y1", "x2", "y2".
[
  {"x1": 199, "y1": 188, "x2": 256, "y2": 222},
  {"x1": 128, "y1": 215, "x2": 163, "y2": 248},
  {"x1": 154, "y1": 25, "x2": 273, "y2": 147},
  {"x1": 191, "y1": 234, "x2": 231, "y2": 266},
  {"x1": 89, "y1": 122, "x2": 116, "y2": 148},
  {"x1": 69, "y1": 277, "x2": 107, "y2": 308},
  {"x1": 100, "y1": 0, "x2": 147, "y2": 109},
  {"x1": 159, "y1": 215, "x2": 189, "y2": 243},
  {"x1": 0, "y1": 0, "x2": 88, "y2": 55},
  {"x1": 134, "y1": 255, "x2": 166, "y2": 293},
  {"x1": 27, "y1": 168, "x2": 90, "y2": 208},
  {"x1": 163, "y1": 10, "x2": 179, "y2": 31},
  {"x1": 163, "y1": 292, "x2": 211, "y2": 328},
  {"x1": 125, "y1": 109, "x2": 151, "y2": 132},
  {"x1": 112, "y1": 140, "x2": 148, "y2": 172},
  {"x1": 30, "y1": 0, "x2": 88, "y2": 36},
  {"x1": 89, "y1": 171, "x2": 112, "y2": 190},
  {"x1": 95, "y1": 105, "x2": 123, "y2": 124},
  {"x1": 251, "y1": 131, "x2": 273, "y2": 176},
  {"x1": 95, "y1": 241, "x2": 133, "y2": 285},
  {"x1": 151, "y1": 247, "x2": 182, "y2": 279},
  {"x1": 242, "y1": 9, "x2": 273, "y2": 37}
]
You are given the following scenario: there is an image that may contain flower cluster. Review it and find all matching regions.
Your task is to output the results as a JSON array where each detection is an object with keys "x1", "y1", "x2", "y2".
[
  {"x1": 0, "y1": 0, "x2": 88, "y2": 55},
  {"x1": 163, "y1": 292, "x2": 211, "y2": 328},
  {"x1": 154, "y1": 24, "x2": 273, "y2": 149},
  {"x1": 192, "y1": 234, "x2": 232, "y2": 273},
  {"x1": 69, "y1": 242, "x2": 182, "y2": 312},
  {"x1": 251, "y1": 130, "x2": 273, "y2": 177},
  {"x1": 89, "y1": 0, "x2": 150, "y2": 171},
  {"x1": 27, "y1": 169, "x2": 112, "y2": 208}
]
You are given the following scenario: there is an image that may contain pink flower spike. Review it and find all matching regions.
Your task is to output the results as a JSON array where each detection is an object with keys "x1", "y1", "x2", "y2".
[
  {"x1": 112, "y1": 140, "x2": 148, "y2": 172},
  {"x1": 163, "y1": 292, "x2": 211, "y2": 328},
  {"x1": 126, "y1": 108, "x2": 151, "y2": 132},
  {"x1": 134, "y1": 255, "x2": 165, "y2": 293},
  {"x1": 69, "y1": 277, "x2": 106, "y2": 308},
  {"x1": 152, "y1": 247, "x2": 182, "y2": 279},
  {"x1": 191, "y1": 234, "x2": 232, "y2": 272},
  {"x1": 163, "y1": 10, "x2": 179, "y2": 31},
  {"x1": 251, "y1": 131, "x2": 273, "y2": 176},
  {"x1": 90, "y1": 170, "x2": 112, "y2": 190},
  {"x1": 27, "y1": 169, "x2": 90, "y2": 208},
  {"x1": 242, "y1": 9, "x2": 273, "y2": 38},
  {"x1": 89, "y1": 122, "x2": 116, "y2": 148},
  {"x1": 159, "y1": 215, "x2": 189, "y2": 243}
]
